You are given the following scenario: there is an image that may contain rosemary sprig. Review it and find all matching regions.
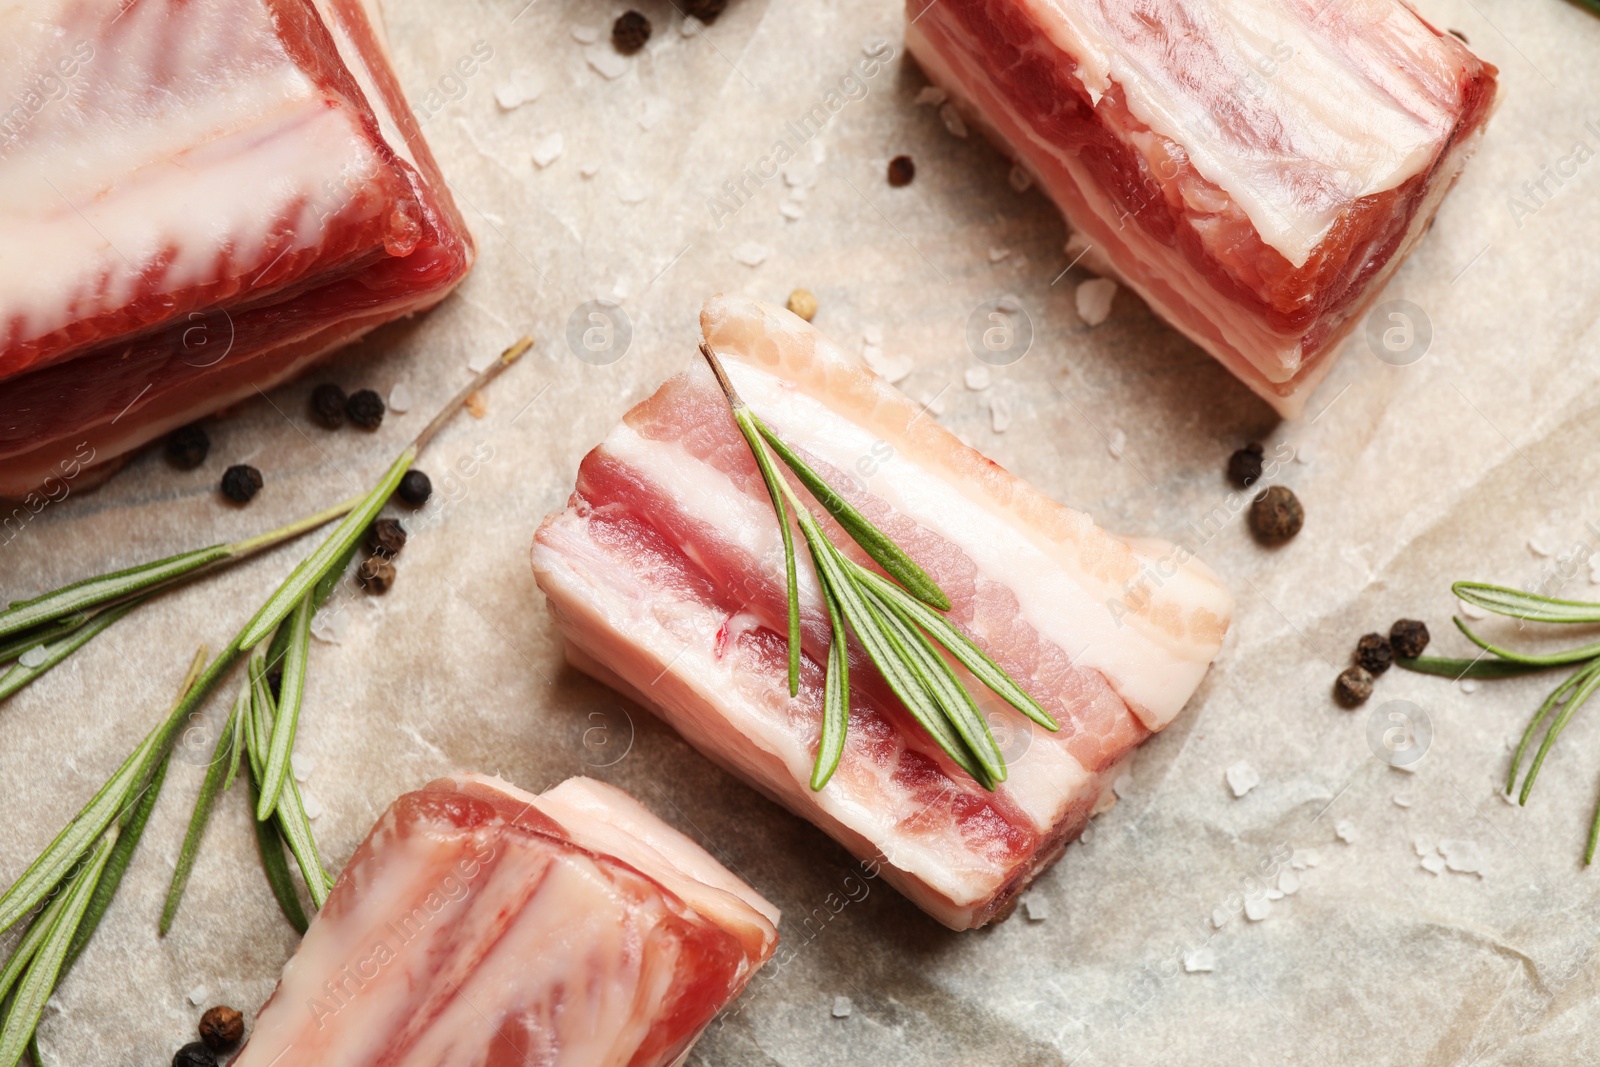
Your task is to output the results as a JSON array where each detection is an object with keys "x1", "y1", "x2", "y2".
[
  {"x1": 0, "y1": 338, "x2": 531, "y2": 1057},
  {"x1": 698, "y1": 342, "x2": 1057, "y2": 791},
  {"x1": 1398, "y1": 581, "x2": 1600, "y2": 863}
]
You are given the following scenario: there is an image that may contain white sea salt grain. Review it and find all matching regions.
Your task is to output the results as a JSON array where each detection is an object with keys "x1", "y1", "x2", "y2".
[
  {"x1": 863, "y1": 324, "x2": 884, "y2": 346},
  {"x1": 532, "y1": 132, "x2": 564, "y2": 169},
  {"x1": 1076, "y1": 277, "x2": 1117, "y2": 325},
  {"x1": 680, "y1": 15, "x2": 704, "y2": 36},
  {"x1": 1413, "y1": 836, "x2": 1433, "y2": 857},
  {"x1": 832, "y1": 996, "x2": 853, "y2": 1019},
  {"x1": 580, "y1": 160, "x2": 601, "y2": 179},
  {"x1": 863, "y1": 346, "x2": 912, "y2": 384},
  {"x1": 291, "y1": 752, "x2": 316, "y2": 783},
  {"x1": 780, "y1": 201, "x2": 804, "y2": 221},
  {"x1": 493, "y1": 72, "x2": 542, "y2": 111},
  {"x1": 311, "y1": 607, "x2": 349, "y2": 645},
  {"x1": 1421, "y1": 853, "x2": 1446, "y2": 875},
  {"x1": 585, "y1": 45, "x2": 629, "y2": 80},
  {"x1": 1184, "y1": 948, "x2": 1216, "y2": 973},
  {"x1": 1392, "y1": 793, "x2": 1413, "y2": 808},
  {"x1": 1244, "y1": 897, "x2": 1270, "y2": 922},
  {"x1": 1265, "y1": 888, "x2": 1284, "y2": 901},
  {"x1": 387, "y1": 381, "x2": 412, "y2": 414},
  {"x1": 1334, "y1": 819, "x2": 1357, "y2": 844},
  {"x1": 1023, "y1": 895, "x2": 1051, "y2": 922},
  {"x1": 1225, "y1": 760, "x2": 1259, "y2": 798},
  {"x1": 1211, "y1": 905, "x2": 1232, "y2": 929},
  {"x1": 1291, "y1": 849, "x2": 1320, "y2": 869},
  {"x1": 572, "y1": 25, "x2": 599, "y2": 43},
  {"x1": 783, "y1": 159, "x2": 818, "y2": 189},
  {"x1": 1460, "y1": 679, "x2": 1479, "y2": 694},
  {"x1": 1113, "y1": 771, "x2": 1134, "y2": 799},
  {"x1": 1529, "y1": 536, "x2": 1553, "y2": 557},
  {"x1": 301, "y1": 790, "x2": 324, "y2": 820},
  {"x1": 939, "y1": 102, "x2": 969, "y2": 138},
  {"x1": 1277, "y1": 869, "x2": 1300, "y2": 895},
  {"x1": 18, "y1": 645, "x2": 47, "y2": 669},
  {"x1": 1439, "y1": 839, "x2": 1484, "y2": 876},
  {"x1": 914, "y1": 85, "x2": 947, "y2": 107},
  {"x1": 187, "y1": 986, "x2": 208, "y2": 1007},
  {"x1": 989, "y1": 397, "x2": 1012, "y2": 433},
  {"x1": 965, "y1": 365, "x2": 991, "y2": 391}
]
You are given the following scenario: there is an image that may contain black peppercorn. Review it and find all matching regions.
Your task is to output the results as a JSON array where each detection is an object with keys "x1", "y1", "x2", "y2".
[
  {"x1": 613, "y1": 10, "x2": 651, "y2": 54},
  {"x1": 366, "y1": 517, "x2": 408, "y2": 558},
  {"x1": 1226, "y1": 442, "x2": 1264, "y2": 489},
  {"x1": 198, "y1": 1005, "x2": 244, "y2": 1051},
  {"x1": 683, "y1": 0, "x2": 727, "y2": 23},
  {"x1": 165, "y1": 424, "x2": 211, "y2": 470},
  {"x1": 1355, "y1": 633, "x2": 1393, "y2": 675},
  {"x1": 173, "y1": 1041, "x2": 219, "y2": 1067},
  {"x1": 1334, "y1": 665, "x2": 1374, "y2": 708},
  {"x1": 1390, "y1": 619, "x2": 1431, "y2": 659},
  {"x1": 887, "y1": 155, "x2": 916, "y2": 187},
  {"x1": 357, "y1": 556, "x2": 396, "y2": 594},
  {"x1": 345, "y1": 388, "x2": 385, "y2": 431},
  {"x1": 1248, "y1": 485, "x2": 1303, "y2": 544},
  {"x1": 220, "y1": 464, "x2": 263, "y2": 504},
  {"x1": 397, "y1": 469, "x2": 432, "y2": 507},
  {"x1": 310, "y1": 383, "x2": 347, "y2": 429}
]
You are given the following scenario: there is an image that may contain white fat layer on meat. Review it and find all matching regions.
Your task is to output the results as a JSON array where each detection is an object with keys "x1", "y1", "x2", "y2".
[
  {"x1": 1029, "y1": 0, "x2": 1439, "y2": 267},
  {"x1": 723, "y1": 361, "x2": 1219, "y2": 730},
  {"x1": 0, "y1": 0, "x2": 387, "y2": 352},
  {"x1": 599, "y1": 425, "x2": 1108, "y2": 831},
  {"x1": 533, "y1": 519, "x2": 1046, "y2": 922}
]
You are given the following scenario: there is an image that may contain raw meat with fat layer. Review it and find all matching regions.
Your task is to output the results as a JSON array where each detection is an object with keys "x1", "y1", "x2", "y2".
[
  {"x1": 231, "y1": 775, "x2": 778, "y2": 1067},
  {"x1": 532, "y1": 295, "x2": 1232, "y2": 929},
  {"x1": 905, "y1": 0, "x2": 1498, "y2": 415},
  {"x1": 0, "y1": 0, "x2": 474, "y2": 499}
]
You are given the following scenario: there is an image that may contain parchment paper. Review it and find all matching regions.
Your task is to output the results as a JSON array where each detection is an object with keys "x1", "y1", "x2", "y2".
[{"x1": 6, "y1": 0, "x2": 1600, "y2": 1062}]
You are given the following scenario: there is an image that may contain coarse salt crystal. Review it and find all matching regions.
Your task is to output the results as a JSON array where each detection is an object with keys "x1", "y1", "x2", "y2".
[
  {"x1": 914, "y1": 85, "x2": 947, "y2": 107},
  {"x1": 1413, "y1": 835, "x2": 1434, "y2": 857},
  {"x1": 990, "y1": 397, "x2": 1012, "y2": 433},
  {"x1": 1334, "y1": 819, "x2": 1357, "y2": 844},
  {"x1": 1393, "y1": 793, "x2": 1413, "y2": 808},
  {"x1": 301, "y1": 790, "x2": 324, "y2": 820},
  {"x1": 387, "y1": 382, "x2": 412, "y2": 414},
  {"x1": 493, "y1": 72, "x2": 543, "y2": 111},
  {"x1": 1112, "y1": 771, "x2": 1133, "y2": 798},
  {"x1": 1529, "y1": 536, "x2": 1553, "y2": 557},
  {"x1": 1023, "y1": 895, "x2": 1050, "y2": 922},
  {"x1": 572, "y1": 25, "x2": 599, "y2": 43},
  {"x1": 862, "y1": 324, "x2": 884, "y2": 346},
  {"x1": 1244, "y1": 897, "x2": 1270, "y2": 922},
  {"x1": 780, "y1": 201, "x2": 804, "y2": 221},
  {"x1": 1184, "y1": 948, "x2": 1217, "y2": 973},
  {"x1": 1460, "y1": 679, "x2": 1479, "y2": 694},
  {"x1": 680, "y1": 15, "x2": 704, "y2": 36},
  {"x1": 1265, "y1": 888, "x2": 1284, "y2": 901},
  {"x1": 1225, "y1": 760, "x2": 1259, "y2": 798},
  {"x1": 964, "y1": 365, "x2": 991, "y2": 391},
  {"x1": 939, "y1": 102, "x2": 968, "y2": 138},
  {"x1": 1080, "y1": 823, "x2": 1095, "y2": 843},
  {"x1": 783, "y1": 159, "x2": 818, "y2": 188},
  {"x1": 1009, "y1": 164, "x2": 1034, "y2": 192},
  {"x1": 832, "y1": 995, "x2": 853, "y2": 1018},
  {"x1": 18, "y1": 645, "x2": 47, "y2": 669},
  {"x1": 732, "y1": 242, "x2": 770, "y2": 267},
  {"x1": 186, "y1": 986, "x2": 208, "y2": 1007},
  {"x1": 580, "y1": 160, "x2": 601, "y2": 179},
  {"x1": 292, "y1": 751, "x2": 316, "y2": 783},
  {"x1": 1439, "y1": 838, "x2": 1484, "y2": 875},
  {"x1": 863, "y1": 346, "x2": 912, "y2": 384},
  {"x1": 532, "y1": 132, "x2": 564, "y2": 169},
  {"x1": 311, "y1": 607, "x2": 348, "y2": 645},
  {"x1": 585, "y1": 45, "x2": 629, "y2": 80},
  {"x1": 1421, "y1": 853, "x2": 1446, "y2": 875},
  {"x1": 1291, "y1": 849, "x2": 1320, "y2": 869},
  {"x1": 1076, "y1": 277, "x2": 1117, "y2": 326},
  {"x1": 1211, "y1": 905, "x2": 1232, "y2": 929},
  {"x1": 1277, "y1": 868, "x2": 1300, "y2": 895}
]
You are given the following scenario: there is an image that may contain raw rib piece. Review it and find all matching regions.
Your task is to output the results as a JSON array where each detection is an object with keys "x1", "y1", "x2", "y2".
[
  {"x1": 532, "y1": 295, "x2": 1232, "y2": 929},
  {"x1": 0, "y1": 0, "x2": 474, "y2": 499},
  {"x1": 905, "y1": 0, "x2": 1498, "y2": 415},
  {"x1": 232, "y1": 775, "x2": 778, "y2": 1067}
]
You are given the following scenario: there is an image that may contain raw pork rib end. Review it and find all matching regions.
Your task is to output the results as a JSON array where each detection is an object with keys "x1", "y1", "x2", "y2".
[{"x1": 532, "y1": 294, "x2": 1233, "y2": 930}]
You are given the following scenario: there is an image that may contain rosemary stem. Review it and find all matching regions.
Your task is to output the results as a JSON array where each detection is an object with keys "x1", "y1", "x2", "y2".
[
  {"x1": 413, "y1": 337, "x2": 533, "y2": 453},
  {"x1": 225, "y1": 496, "x2": 365, "y2": 559}
]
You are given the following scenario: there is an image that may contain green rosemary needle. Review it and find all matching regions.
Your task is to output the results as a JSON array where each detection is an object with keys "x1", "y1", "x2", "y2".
[
  {"x1": 698, "y1": 342, "x2": 1057, "y2": 791},
  {"x1": 1399, "y1": 581, "x2": 1600, "y2": 863}
]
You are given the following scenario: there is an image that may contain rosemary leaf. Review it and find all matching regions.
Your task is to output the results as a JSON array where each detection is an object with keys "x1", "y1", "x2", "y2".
[
  {"x1": 248, "y1": 650, "x2": 330, "y2": 907},
  {"x1": 0, "y1": 600, "x2": 143, "y2": 704},
  {"x1": 247, "y1": 770, "x2": 309, "y2": 935},
  {"x1": 0, "y1": 615, "x2": 89, "y2": 668},
  {"x1": 1508, "y1": 662, "x2": 1599, "y2": 797},
  {"x1": 850, "y1": 565, "x2": 1058, "y2": 730},
  {"x1": 0, "y1": 835, "x2": 113, "y2": 1067},
  {"x1": 755, "y1": 418, "x2": 950, "y2": 612},
  {"x1": 1394, "y1": 655, "x2": 1550, "y2": 679},
  {"x1": 811, "y1": 595, "x2": 851, "y2": 792},
  {"x1": 855, "y1": 571, "x2": 1006, "y2": 783},
  {"x1": 0, "y1": 548, "x2": 228, "y2": 644},
  {"x1": 730, "y1": 406, "x2": 803, "y2": 696},
  {"x1": 1519, "y1": 663, "x2": 1600, "y2": 805},
  {"x1": 1452, "y1": 582, "x2": 1600, "y2": 624},
  {"x1": 160, "y1": 681, "x2": 246, "y2": 936},
  {"x1": 256, "y1": 593, "x2": 314, "y2": 820},
  {"x1": 1452, "y1": 616, "x2": 1600, "y2": 667}
]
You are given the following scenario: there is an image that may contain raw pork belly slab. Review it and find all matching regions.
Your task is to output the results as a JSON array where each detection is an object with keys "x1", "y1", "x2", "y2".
[
  {"x1": 0, "y1": 0, "x2": 474, "y2": 499},
  {"x1": 905, "y1": 0, "x2": 1499, "y2": 415},
  {"x1": 233, "y1": 775, "x2": 778, "y2": 1067},
  {"x1": 532, "y1": 295, "x2": 1233, "y2": 929}
]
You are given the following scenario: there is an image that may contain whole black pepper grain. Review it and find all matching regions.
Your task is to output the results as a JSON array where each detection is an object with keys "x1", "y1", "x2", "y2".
[
  {"x1": 1356, "y1": 632, "x2": 1394, "y2": 675},
  {"x1": 1226, "y1": 442, "x2": 1264, "y2": 489},
  {"x1": 357, "y1": 556, "x2": 396, "y2": 594},
  {"x1": 310, "y1": 383, "x2": 347, "y2": 429},
  {"x1": 165, "y1": 424, "x2": 211, "y2": 470},
  {"x1": 173, "y1": 1042, "x2": 219, "y2": 1067},
  {"x1": 682, "y1": 0, "x2": 728, "y2": 24},
  {"x1": 345, "y1": 388, "x2": 385, "y2": 431},
  {"x1": 1335, "y1": 665, "x2": 1374, "y2": 708},
  {"x1": 198, "y1": 1005, "x2": 244, "y2": 1051},
  {"x1": 612, "y1": 10, "x2": 651, "y2": 54},
  {"x1": 887, "y1": 155, "x2": 916, "y2": 187},
  {"x1": 220, "y1": 464, "x2": 263, "y2": 504},
  {"x1": 1390, "y1": 618, "x2": 1431, "y2": 659},
  {"x1": 1248, "y1": 485, "x2": 1304, "y2": 544},
  {"x1": 397, "y1": 469, "x2": 432, "y2": 507},
  {"x1": 366, "y1": 517, "x2": 409, "y2": 558}
]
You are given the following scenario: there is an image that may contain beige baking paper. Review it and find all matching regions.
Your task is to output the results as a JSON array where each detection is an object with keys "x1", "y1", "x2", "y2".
[{"x1": 5, "y1": 0, "x2": 1600, "y2": 1062}]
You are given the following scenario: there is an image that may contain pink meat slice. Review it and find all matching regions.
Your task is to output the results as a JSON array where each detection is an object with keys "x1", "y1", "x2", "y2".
[
  {"x1": 230, "y1": 775, "x2": 778, "y2": 1067},
  {"x1": 0, "y1": 0, "x2": 474, "y2": 499},
  {"x1": 532, "y1": 294, "x2": 1233, "y2": 929},
  {"x1": 904, "y1": 0, "x2": 1499, "y2": 415}
]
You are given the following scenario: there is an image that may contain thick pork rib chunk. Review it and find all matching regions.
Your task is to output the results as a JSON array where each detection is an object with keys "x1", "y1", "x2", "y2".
[
  {"x1": 906, "y1": 0, "x2": 1499, "y2": 415},
  {"x1": 232, "y1": 775, "x2": 778, "y2": 1067},
  {"x1": 532, "y1": 295, "x2": 1232, "y2": 929},
  {"x1": 0, "y1": 0, "x2": 474, "y2": 499}
]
